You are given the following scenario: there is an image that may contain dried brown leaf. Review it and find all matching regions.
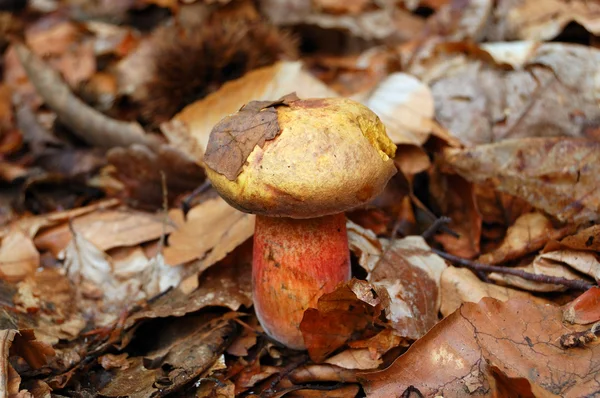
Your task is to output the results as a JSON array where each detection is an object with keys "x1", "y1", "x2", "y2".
[
  {"x1": 479, "y1": 212, "x2": 572, "y2": 265},
  {"x1": 324, "y1": 348, "x2": 382, "y2": 370},
  {"x1": 361, "y1": 297, "x2": 597, "y2": 397},
  {"x1": 423, "y1": 42, "x2": 600, "y2": 146},
  {"x1": 443, "y1": 137, "x2": 600, "y2": 224},
  {"x1": 430, "y1": 172, "x2": 482, "y2": 259},
  {"x1": 203, "y1": 94, "x2": 297, "y2": 180},
  {"x1": 369, "y1": 236, "x2": 447, "y2": 339},
  {"x1": 34, "y1": 208, "x2": 176, "y2": 255},
  {"x1": 125, "y1": 245, "x2": 252, "y2": 329},
  {"x1": 0, "y1": 228, "x2": 39, "y2": 283},
  {"x1": 164, "y1": 196, "x2": 255, "y2": 268},
  {"x1": 100, "y1": 315, "x2": 236, "y2": 398},
  {"x1": 440, "y1": 266, "x2": 542, "y2": 316},
  {"x1": 554, "y1": 224, "x2": 600, "y2": 252},
  {"x1": 300, "y1": 279, "x2": 382, "y2": 363},
  {"x1": 491, "y1": 0, "x2": 600, "y2": 40},
  {"x1": 563, "y1": 287, "x2": 600, "y2": 325}
]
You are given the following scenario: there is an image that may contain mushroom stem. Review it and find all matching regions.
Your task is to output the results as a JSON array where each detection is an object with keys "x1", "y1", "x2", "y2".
[{"x1": 253, "y1": 213, "x2": 351, "y2": 349}]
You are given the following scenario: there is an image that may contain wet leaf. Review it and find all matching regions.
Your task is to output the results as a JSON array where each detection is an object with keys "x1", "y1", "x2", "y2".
[
  {"x1": 443, "y1": 137, "x2": 600, "y2": 224},
  {"x1": 361, "y1": 297, "x2": 600, "y2": 397}
]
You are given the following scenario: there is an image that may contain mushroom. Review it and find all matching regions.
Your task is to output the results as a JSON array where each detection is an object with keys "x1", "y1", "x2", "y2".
[{"x1": 203, "y1": 95, "x2": 397, "y2": 349}]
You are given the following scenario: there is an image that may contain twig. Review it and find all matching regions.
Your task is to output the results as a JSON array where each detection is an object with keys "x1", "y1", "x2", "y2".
[
  {"x1": 432, "y1": 249, "x2": 595, "y2": 291},
  {"x1": 421, "y1": 216, "x2": 453, "y2": 240},
  {"x1": 14, "y1": 43, "x2": 159, "y2": 150},
  {"x1": 181, "y1": 180, "x2": 212, "y2": 218}
]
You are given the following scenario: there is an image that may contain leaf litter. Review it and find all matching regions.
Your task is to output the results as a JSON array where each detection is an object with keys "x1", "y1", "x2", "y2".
[{"x1": 1, "y1": 0, "x2": 600, "y2": 397}]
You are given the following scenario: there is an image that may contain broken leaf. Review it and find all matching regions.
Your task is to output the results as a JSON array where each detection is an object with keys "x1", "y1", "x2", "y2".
[
  {"x1": 443, "y1": 137, "x2": 600, "y2": 224},
  {"x1": 361, "y1": 297, "x2": 598, "y2": 397}
]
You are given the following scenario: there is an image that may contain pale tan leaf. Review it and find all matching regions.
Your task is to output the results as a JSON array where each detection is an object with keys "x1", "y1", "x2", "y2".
[
  {"x1": 164, "y1": 196, "x2": 255, "y2": 268},
  {"x1": 0, "y1": 229, "x2": 39, "y2": 283},
  {"x1": 440, "y1": 267, "x2": 542, "y2": 316},
  {"x1": 324, "y1": 348, "x2": 382, "y2": 370}
]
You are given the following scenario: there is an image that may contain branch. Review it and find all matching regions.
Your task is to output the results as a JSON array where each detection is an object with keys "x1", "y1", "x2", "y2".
[
  {"x1": 14, "y1": 43, "x2": 160, "y2": 150},
  {"x1": 432, "y1": 249, "x2": 595, "y2": 291}
]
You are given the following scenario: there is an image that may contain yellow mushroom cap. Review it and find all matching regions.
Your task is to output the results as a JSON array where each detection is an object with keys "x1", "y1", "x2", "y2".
[{"x1": 204, "y1": 97, "x2": 397, "y2": 219}]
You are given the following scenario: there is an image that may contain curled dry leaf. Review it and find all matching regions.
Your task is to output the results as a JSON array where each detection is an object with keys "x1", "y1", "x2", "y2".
[
  {"x1": 0, "y1": 329, "x2": 20, "y2": 396},
  {"x1": 563, "y1": 287, "x2": 600, "y2": 325},
  {"x1": 164, "y1": 196, "x2": 255, "y2": 268},
  {"x1": 361, "y1": 297, "x2": 598, "y2": 397},
  {"x1": 300, "y1": 279, "x2": 381, "y2": 363},
  {"x1": 161, "y1": 61, "x2": 336, "y2": 165},
  {"x1": 488, "y1": 259, "x2": 583, "y2": 293},
  {"x1": 491, "y1": 0, "x2": 600, "y2": 40},
  {"x1": 440, "y1": 266, "x2": 541, "y2": 316},
  {"x1": 348, "y1": 222, "x2": 447, "y2": 339},
  {"x1": 203, "y1": 94, "x2": 297, "y2": 180},
  {"x1": 442, "y1": 137, "x2": 600, "y2": 224},
  {"x1": 553, "y1": 224, "x2": 600, "y2": 252},
  {"x1": 365, "y1": 73, "x2": 435, "y2": 146},
  {"x1": 478, "y1": 212, "x2": 572, "y2": 265},
  {"x1": 13, "y1": 44, "x2": 156, "y2": 149},
  {"x1": 64, "y1": 230, "x2": 183, "y2": 327},
  {"x1": 425, "y1": 42, "x2": 600, "y2": 146},
  {"x1": 125, "y1": 244, "x2": 252, "y2": 329}
]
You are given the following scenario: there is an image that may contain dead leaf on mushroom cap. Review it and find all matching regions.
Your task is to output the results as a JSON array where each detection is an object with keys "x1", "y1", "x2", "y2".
[
  {"x1": 203, "y1": 93, "x2": 298, "y2": 180},
  {"x1": 361, "y1": 297, "x2": 598, "y2": 397},
  {"x1": 442, "y1": 137, "x2": 600, "y2": 224}
]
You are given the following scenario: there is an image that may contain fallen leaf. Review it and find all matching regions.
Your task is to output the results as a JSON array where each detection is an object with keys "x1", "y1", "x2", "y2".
[
  {"x1": 553, "y1": 224, "x2": 600, "y2": 252},
  {"x1": 563, "y1": 287, "x2": 600, "y2": 325},
  {"x1": 365, "y1": 73, "x2": 435, "y2": 146},
  {"x1": 98, "y1": 353, "x2": 130, "y2": 370},
  {"x1": 491, "y1": 0, "x2": 600, "y2": 41},
  {"x1": 369, "y1": 236, "x2": 447, "y2": 340},
  {"x1": 478, "y1": 212, "x2": 572, "y2": 264},
  {"x1": 443, "y1": 137, "x2": 600, "y2": 224},
  {"x1": 125, "y1": 244, "x2": 252, "y2": 329},
  {"x1": 34, "y1": 207, "x2": 176, "y2": 255},
  {"x1": 203, "y1": 94, "x2": 297, "y2": 180},
  {"x1": 361, "y1": 297, "x2": 597, "y2": 397},
  {"x1": 325, "y1": 348, "x2": 382, "y2": 370},
  {"x1": 424, "y1": 42, "x2": 600, "y2": 146},
  {"x1": 300, "y1": 279, "x2": 382, "y2": 363},
  {"x1": 164, "y1": 195, "x2": 255, "y2": 268},
  {"x1": 107, "y1": 144, "x2": 205, "y2": 209},
  {"x1": 100, "y1": 314, "x2": 236, "y2": 398},
  {"x1": 0, "y1": 330, "x2": 20, "y2": 397},
  {"x1": 440, "y1": 266, "x2": 540, "y2": 316},
  {"x1": 0, "y1": 228, "x2": 39, "y2": 283},
  {"x1": 537, "y1": 250, "x2": 600, "y2": 281},
  {"x1": 430, "y1": 171, "x2": 482, "y2": 259},
  {"x1": 488, "y1": 259, "x2": 582, "y2": 293}
]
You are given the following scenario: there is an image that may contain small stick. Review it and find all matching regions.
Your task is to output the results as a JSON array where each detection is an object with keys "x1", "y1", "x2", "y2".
[
  {"x1": 560, "y1": 321, "x2": 600, "y2": 348},
  {"x1": 181, "y1": 180, "x2": 212, "y2": 218},
  {"x1": 14, "y1": 43, "x2": 159, "y2": 150},
  {"x1": 421, "y1": 216, "x2": 453, "y2": 240},
  {"x1": 432, "y1": 249, "x2": 595, "y2": 291}
]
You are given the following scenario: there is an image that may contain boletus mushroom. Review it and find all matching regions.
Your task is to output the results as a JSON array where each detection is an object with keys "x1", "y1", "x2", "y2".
[{"x1": 203, "y1": 94, "x2": 397, "y2": 349}]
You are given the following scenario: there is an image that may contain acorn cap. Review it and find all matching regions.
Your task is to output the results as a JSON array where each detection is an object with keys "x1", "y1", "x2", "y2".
[{"x1": 204, "y1": 96, "x2": 397, "y2": 219}]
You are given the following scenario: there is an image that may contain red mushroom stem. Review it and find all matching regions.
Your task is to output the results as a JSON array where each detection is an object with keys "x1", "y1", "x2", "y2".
[{"x1": 252, "y1": 213, "x2": 351, "y2": 349}]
